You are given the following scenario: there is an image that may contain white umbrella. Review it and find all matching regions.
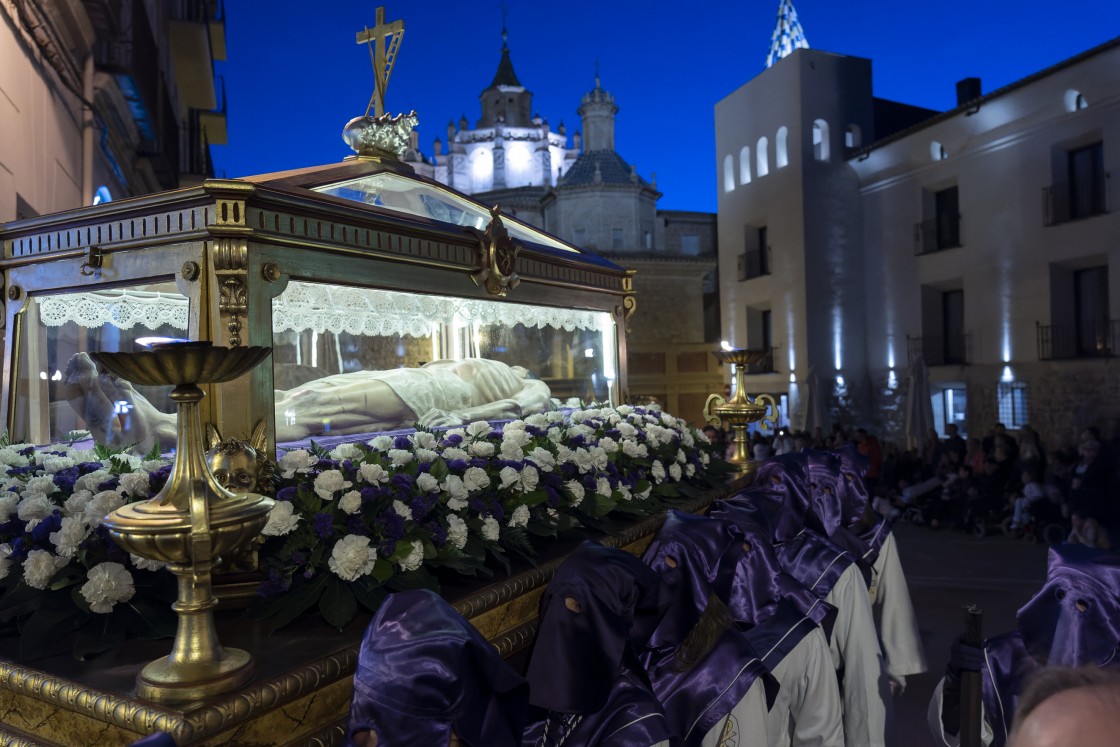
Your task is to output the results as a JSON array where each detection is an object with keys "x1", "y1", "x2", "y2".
[{"x1": 905, "y1": 355, "x2": 935, "y2": 450}]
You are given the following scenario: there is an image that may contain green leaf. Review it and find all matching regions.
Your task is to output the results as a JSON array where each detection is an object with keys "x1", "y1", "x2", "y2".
[
  {"x1": 250, "y1": 574, "x2": 328, "y2": 633},
  {"x1": 352, "y1": 577, "x2": 387, "y2": 613},
  {"x1": 583, "y1": 492, "x2": 618, "y2": 517},
  {"x1": 73, "y1": 613, "x2": 125, "y2": 660},
  {"x1": 387, "y1": 567, "x2": 440, "y2": 593},
  {"x1": 18, "y1": 598, "x2": 82, "y2": 660},
  {"x1": 371, "y1": 558, "x2": 396, "y2": 583},
  {"x1": 319, "y1": 578, "x2": 358, "y2": 631},
  {"x1": 518, "y1": 490, "x2": 550, "y2": 507},
  {"x1": 126, "y1": 596, "x2": 177, "y2": 639},
  {"x1": 428, "y1": 457, "x2": 449, "y2": 481},
  {"x1": 499, "y1": 527, "x2": 537, "y2": 565}
]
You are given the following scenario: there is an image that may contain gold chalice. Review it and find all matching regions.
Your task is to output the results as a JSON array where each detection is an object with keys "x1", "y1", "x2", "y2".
[
  {"x1": 96, "y1": 342, "x2": 274, "y2": 703},
  {"x1": 703, "y1": 348, "x2": 778, "y2": 474}
]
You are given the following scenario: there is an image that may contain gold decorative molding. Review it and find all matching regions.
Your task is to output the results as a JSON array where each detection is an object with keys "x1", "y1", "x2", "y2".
[
  {"x1": 615, "y1": 268, "x2": 637, "y2": 333},
  {"x1": 212, "y1": 238, "x2": 250, "y2": 347},
  {"x1": 471, "y1": 206, "x2": 520, "y2": 297}
]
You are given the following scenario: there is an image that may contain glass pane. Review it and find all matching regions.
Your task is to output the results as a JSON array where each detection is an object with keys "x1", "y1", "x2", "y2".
[
  {"x1": 14, "y1": 283, "x2": 188, "y2": 446},
  {"x1": 312, "y1": 171, "x2": 578, "y2": 253},
  {"x1": 270, "y1": 281, "x2": 617, "y2": 444}
]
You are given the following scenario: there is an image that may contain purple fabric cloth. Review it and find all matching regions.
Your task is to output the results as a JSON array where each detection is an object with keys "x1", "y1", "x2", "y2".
[
  {"x1": 774, "y1": 530, "x2": 858, "y2": 600},
  {"x1": 525, "y1": 541, "x2": 664, "y2": 715},
  {"x1": 978, "y1": 632, "x2": 1041, "y2": 747},
  {"x1": 1016, "y1": 544, "x2": 1120, "y2": 667},
  {"x1": 128, "y1": 734, "x2": 176, "y2": 747},
  {"x1": 710, "y1": 498, "x2": 836, "y2": 637},
  {"x1": 348, "y1": 589, "x2": 528, "y2": 747},
  {"x1": 832, "y1": 444, "x2": 872, "y2": 524},
  {"x1": 752, "y1": 457, "x2": 818, "y2": 541},
  {"x1": 743, "y1": 596, "x2": 825, "y2": 671},
  {"x1": 521, "y1": 664, "x2": 674, "y2": 747},
  {"x1": 856, "y1": 512, "x2": 893, "y2": 567},
  {"x1": 640, "y1": 511, "x2": 777, "y2": 745}
]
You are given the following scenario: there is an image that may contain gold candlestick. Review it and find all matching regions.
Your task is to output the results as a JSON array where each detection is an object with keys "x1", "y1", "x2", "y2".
[
  {"x1": 703, "y1": 348, "x2": 779, "y2": 474},
  {"x1": 96, "y1": 342, "x2": 274, "y2": 703}
]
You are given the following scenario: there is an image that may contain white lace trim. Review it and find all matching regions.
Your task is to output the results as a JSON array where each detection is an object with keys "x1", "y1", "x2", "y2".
[
  {"x1": 272, "y1": 282, "x2": 606, "y2": 337},
  {"x1": 35, "y1": 283, "x2": 608, "y2": 338},
  {"x1": 38, "y1": 291, "x2": 190, "y2": 331}
]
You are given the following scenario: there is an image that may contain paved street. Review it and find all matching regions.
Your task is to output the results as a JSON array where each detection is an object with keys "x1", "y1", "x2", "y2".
[{"x1": 889, "y1": 520, "x2": 1051, "y2": 744}]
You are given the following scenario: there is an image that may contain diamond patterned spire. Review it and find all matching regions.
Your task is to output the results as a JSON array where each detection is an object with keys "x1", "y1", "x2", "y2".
[{"x1": 766, "y1": 0, "x2": 810, "y2": 68}]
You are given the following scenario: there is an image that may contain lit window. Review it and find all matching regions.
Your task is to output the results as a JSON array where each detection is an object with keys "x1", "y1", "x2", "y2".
[
  {"x1": 1064, "y1": 89, "x2": 1089, "y2": 112},
  {"x1": 930, "y1": 141, "x2": 948, "y2": 161},
  {"x1": 997, "y1": 381, "x2": 1029, "y2": 429},
  {"x1": 845, "y1": 124, "x2": 861, "y2": 149},
  {"x1": 776, "y1": 127, "x2": 789, "y2": 168},
  {"x1": 723, "y1": 155, "x2": 735, "y2": 193},
  {"x1": 756, "y1": 136, "x2": 770, "y2": 177},
  {"x1": 812, "y1": 120, "x2": 830, "y2": 161},
  {"x1": 92, "y1": 186, "x2": 112, "y2": 205},
  {"x1": 739, "y1": 146, "x2": 751, "y2": 184}
]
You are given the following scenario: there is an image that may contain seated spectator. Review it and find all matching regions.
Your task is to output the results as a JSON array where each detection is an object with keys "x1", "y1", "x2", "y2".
[
  {"x1": 1068, "y1": 509, "x2": 1111, "y2": 549},
  {"x1": 1010, "y1": 467, "x2": 1046, "y2": 531},
  {"x1": 1071, "y1": 439, "x2": 1113, "y2": 524}
]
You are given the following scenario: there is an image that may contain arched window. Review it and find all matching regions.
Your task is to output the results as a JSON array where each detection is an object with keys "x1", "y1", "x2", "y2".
[
  {"x1": 723, "y1": 154, "x2": 735, "y2": 193},
  {"x1": 844, "y1": 124, "x2": 862, "y2": 149},
  {"x1": 92, "y1": 185, "x2": 112, "y2": 205},
  {"x1": 776, "y1": 127, "x2": 789, "y2": 168},
  {"x1": 739, "y1": 146, "x2": 752, "y2": 184},
  {"x1": 756, "y1": 136, "x2": 770, "y2": 177},
  {"x1": 471, "y1": 148, "x2": 494, "y2": 192},
  {"x1": 1064, "y1": 89, "x2": 1088, "y2": 112},
  {"x1": 930, "y1": 141, "x2": 948, "y2": 161},
  {"x1": 812, "y1": 119, "x2": 830, "y2": 161}
]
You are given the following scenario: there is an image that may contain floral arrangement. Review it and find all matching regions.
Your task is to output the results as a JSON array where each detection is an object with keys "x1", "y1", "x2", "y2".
[{"x1": 0, "y1": 405, "x2": 726, "y2": 658}]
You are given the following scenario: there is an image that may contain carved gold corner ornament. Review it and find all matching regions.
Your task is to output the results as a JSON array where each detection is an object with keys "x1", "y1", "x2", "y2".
[
  {"x1": 471, "y1": 205, "x2": 521, "y2": 297},
  {"x1": 614, "y1": 268, "x2": 637, "y2": 333},
  {"x1": 212, "y1": 238, "x2": 249, "y2": 346}
]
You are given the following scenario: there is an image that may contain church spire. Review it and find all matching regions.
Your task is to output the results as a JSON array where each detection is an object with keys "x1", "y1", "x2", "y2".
[
  {"x1": 478, "y1": 20, "x2": 533, "y2": 127},
  {"x1": 765, "y1": 0, "x2": 809, "y2": 68},
  {"x1": 487, "y1": 25, "x2": 523, "y2": 89}
]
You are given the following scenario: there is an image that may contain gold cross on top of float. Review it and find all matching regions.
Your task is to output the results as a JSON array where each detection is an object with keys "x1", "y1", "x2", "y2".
[{"x1": 356, "y1": 6, "x2": 404, "y2": 117}]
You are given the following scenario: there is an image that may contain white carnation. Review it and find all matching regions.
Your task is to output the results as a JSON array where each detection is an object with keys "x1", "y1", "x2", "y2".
[
  {"x1": 502, "y1": 429, "x2": 532, "y2": 449},
  {"x1": 278, "y1": 449, "x2": 317, "y2": 478},
  {"x1": 447, "y1": 515, "x2": 468, "y2": 549},
  {"x1": 398, "y1": 539, "x2": 425, "y2": 572},
  {"x1": 524, "y1": 413, "x2": 549, "y2": 427},
  {"x1": 700, "y1": 452, "x2": 711, "y2": 466},
  {"x1": 466, "y1": 421, "x2": 492, "y2": 438},
  {"x1": 130, "y1": 553, "x2": 167, "y2": 571},
  {"x1": 676, "y1": 449, "x2": 688, "y2": 464},
  {"x1": 108, "y1": 453, "x2": 142, "y2": 471},
  {"x1": 24, "y1": 475, "x2": 58, "y2": 498},
  {"x1": 79, "y1": 562, "x2": 135, "y2": 613},
  {"x1": 651, "y1": 460, "x2": 667, "y2": 484},
  {"x1": 481, "y1": 516, "x2": 500, "y2": 541},
  {"x1": 519, "y1": 465, "x2": 539, "y2": 493},
  {"x1": 0, "y1": 448, "x2": 29, "y2": 468},
  {"x1": 416, "y1": 473, "x2": 440, "y2": 493},
  {"x1": 588, "y1": 447, "x2": 609, "y2": 471},
  {"x1": 414, "y1": 448, "x2": 439, "y2": 465},
  {"x1": 499, "y1": 466, "x2": 520, "y2": 490},
  {"x1": 526, "y1": 447, "x2": 555, "y2": 472},
  {"x1": 84, "y1": 490, "x2": 125, "y2": 528},
  {"x1": 262, "y1": 501, "x2": 301, "y2": 536},
  {"x1": 388, "y1": 449, "x2": 414, "y2": 466},
  {"x1": 328, "y1": 534, "x2": 377, "y2": 581},
  {"x1": 411, "y1": 431, "x2": 439, "y2": 450},
  {"x1": 74, "y1": 469, "x2": 110, "y2": 494},
  {"x1": 669, "y1": 463, "x2": 683, "y2": 481},
  {"x1": 598, "y1": 437, "x2": 619, "y2": 454},
  {"x1": 49, "y1": 516, "x2": 89, "y2": 558},
  {"x1": 616, "y1": 405, "x2": 635, "y2": 416},
  {"x1": 393, "y1": 499, "x2": 413, "y2": 521},
  {"x1": 617, "y1": 422, "x2": 637, "y2": 439},
  {"x1": 367, "y1": 435, "x2": 394, "y2": 451},
  {"x1": 16, "y1": 494, "x2": 55, "y2": 530},
  {"x1": 330, "y1": 442, "x2": 364, "y2": 461},
  {"x1": 682, "y1": 430, "x2": 696, "y2": 448},
  {"x1": 359, "y1": 462, "x2": 390, "y2": 484},
  {"x1": 118, "y1": 471, "x2": 151, "y2": 499},
  {"x1": 564, "y1": 480, "x2": 585, "y2": 507},
  {"x1": 572, "y1": 448, "x2": 594, "y2": 474},
  {"x1": 442, "y1": 475, "x2": 469, "y2": 510},
  {"x1": 142, "y1": 459, "x2": 167, "y2": 473},
  {"x1": 686, "y1": 463, "x2": 697, "y2": 477},
  {"x1": 0, "y1": 543, "x2": 11, "y2": 581},
  {"x1": 440, "y1": 447, "x2": 470, "y2": 462},
  {"x1": 63, "y1": 489, "x2": 93, "y2": 518},
  {"x1": 313, "y1": 469, "x2": 351, "y2": 500},
  {"x1": 462, "y1": 467, "x2": 491, "y2": 493},
  {"x1": 468, "y1": 441, "x2": 495, "y2": 457},
  {"x1": 338, "y1": 490, "x2": 362, "y2": 515},
  {"x1": 596, "y1": 477, "x2": 613, "y2": 498},
  {"x1": 0, "y1": 493, "x2": 18, "y2": 521},
  {"x1": 22, "y1": 549, "x2": 67, "y2": 590},
  {"x1": 622, "y1": 439, "x2": 648, "y2": 458},
  {"x1": 618, "y1": 484, "x2": 633, "y2": 502},
  {"x1": 508, "y1": 504, "x2": 530, "y2": 528},
  {"x1": 636, "y1": 485, "x2": 652, "y2": 501},
  {"x1": 41, "y1": 456, "x2": 77, "y2": 474},
  {"x1": 500, "y1": 440, "x2": 526, "y2": 461}
]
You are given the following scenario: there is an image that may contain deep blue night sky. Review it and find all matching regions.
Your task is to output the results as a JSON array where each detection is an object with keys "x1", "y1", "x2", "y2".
[{"x1": 211, "y1": 1, "x2": 1120, "y2": 213}]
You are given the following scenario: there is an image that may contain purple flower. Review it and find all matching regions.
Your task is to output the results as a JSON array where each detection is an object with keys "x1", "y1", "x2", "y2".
[
  {"x1": 568, "y1": 435, "x2": 587, "y2": 448},
  {"x1": 426, "y1": 519, "x2": 448, "y2": 547},
  {"x1": 257, "y1": 568, "x2": 290, "y2": 597},
  {"x1": 469, "y1": 458, "x2": 490, "y2": 470},
  {"x1": 391, "y1": 473, "x2": 415, "y2": 492},
  {"x1": 313, "y1": 512, "x2": 334, "y2": 538},
  {"x1": 97, "y1": 477, "x2": 120, "y2": 492},
  {"x1": 525, "y1": 425, "x2": 547, "y2": 438},
  {"x1": 346, "y1": 514, "x2": 369, "y2": 536},
  {"x1": 302, "y1": 568, "x2": 315, "y2": 579},
  {"x1": 290, "y1": 551, "x2": 307, "y2": 565},
  {"x1": 77, "y1": 461, "x2": 104, "y2": 474},
  {"x1": 442, "y1": 433, "x2": 464, "y2": 447},
  {"x1": 393, "y1": 435, "x2": 412, "y2": 450},
  {"x1": 276, "y1": 486, "x2": 298, "y2": 502},
  {"x1": 52, "y1": 467, "x2": 81, "y2": 492},
  {"x1": 376, "y1": 511, "x2": 405, "y2": 542},
  {"x1": 17, "y1": 446, "x2": 34, "y2": 457},
  {"x1": 30, "y1": 510, "x2": 62, "y2": 543},
  {"x1": 409, "y1": 494, "x2": 433, "y2": 520},
  {"x1": 444, "y1": 458, "x2": 469, "y2": 471},
  {"x1": 544, "y1": 486, "x2": 560, "y2": 507},
  {"x1": 9, "y1": 537, "x2": 28, "y2": 561},
  {"x1": 148, "y1": 464, "x2": 174, "y2": 494}
]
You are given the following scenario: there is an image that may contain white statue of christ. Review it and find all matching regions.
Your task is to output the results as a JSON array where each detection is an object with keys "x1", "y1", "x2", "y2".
[{"x1": 64, "y1": 352, "x2": 554, "y2": 450}]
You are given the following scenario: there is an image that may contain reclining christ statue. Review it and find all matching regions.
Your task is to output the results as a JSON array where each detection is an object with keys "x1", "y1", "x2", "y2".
[{"x1": 64, "y1": 352, "x2": 554, "y2": 450}]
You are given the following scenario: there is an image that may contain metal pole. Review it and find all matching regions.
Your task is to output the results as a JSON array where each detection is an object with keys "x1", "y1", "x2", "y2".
[{"x1": 959, "y1": 605, "x2": 984, "y2": 747}]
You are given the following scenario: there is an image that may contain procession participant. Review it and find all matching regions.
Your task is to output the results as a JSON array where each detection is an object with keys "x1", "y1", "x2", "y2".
[
  {"x1": 522, "y1": 541, "x2": 675, "y2": 747},
  {"x1": 929, "y1": 545, "x2": 1120, "y2": 747},
  {"x1": 640, "y1": 512, "x2": 777, "y2": 746},
  {"x1": 347, "y1": 589, "x2": 529, "y2": 747}
]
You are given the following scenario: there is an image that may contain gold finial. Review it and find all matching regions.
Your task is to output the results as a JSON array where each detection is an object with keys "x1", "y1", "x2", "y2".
[{"x1": 356, "y1": 6, "x2": 405, "y2": 117}]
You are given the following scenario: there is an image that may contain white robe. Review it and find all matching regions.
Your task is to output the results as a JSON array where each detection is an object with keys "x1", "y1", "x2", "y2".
[
  {"x1": 702, "y1": 677, "x2": 771, "y2": 747},
  {"x1": 927, "y1": 678, "x2": 996, "y2": 747},
  {"x1": 867, "y1": 531, "x2": 927, "y2": 686},
  {"x1": 826, "y1": 564, "x2": 890, "y2": 747},
  {"x1": 767, "y1": 626, "x2": 845, "y2": 747}
]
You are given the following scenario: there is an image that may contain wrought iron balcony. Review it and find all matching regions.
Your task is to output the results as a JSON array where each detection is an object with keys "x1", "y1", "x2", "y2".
[
  {"x1": 1043, "y1": 174, "x2": 1110, "y2": 226},
  {"x1": 907, "y1": 334, "x2": 970, "y2": 366},
  {"x1": 913, "y1": 214, "x2": 962, "y2": 255},
  {"x1": 1037, "y1": 320, "x2": 1119, "y2": 360}
]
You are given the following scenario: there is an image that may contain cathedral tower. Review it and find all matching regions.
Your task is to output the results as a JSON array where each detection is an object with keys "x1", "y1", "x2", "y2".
[
  {"x1": 577, "y1": 75, "x2": 619, "y2": 153},
  {"x1": 477, "y1": 27, "x2": 533, "y2": 127}
]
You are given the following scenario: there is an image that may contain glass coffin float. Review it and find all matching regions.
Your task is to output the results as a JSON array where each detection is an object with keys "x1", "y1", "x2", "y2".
[{"x1": 0, "y1": 156, "x2": 633, "y2": 452}]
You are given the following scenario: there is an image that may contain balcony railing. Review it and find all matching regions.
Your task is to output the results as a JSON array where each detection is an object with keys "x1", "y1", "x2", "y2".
[
  {"x1": 745, "y1": 346, "x2": 779, "y2": 375},
  {"x1": 1037, "y1": 320, "x2": 1120, "y2": 360},
  {"x1": 737, "y1": 246, "x2": 771, "y2": 281},
  {"x1": 907, "y1": 334, "x2": 970, "y2": 366},
  {"x1": 913, "y1": 214, "x2": 962, "y2": 255},
  {"x1": 1043, "y1": 174, "x2": 1110, "y2": 226}
]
